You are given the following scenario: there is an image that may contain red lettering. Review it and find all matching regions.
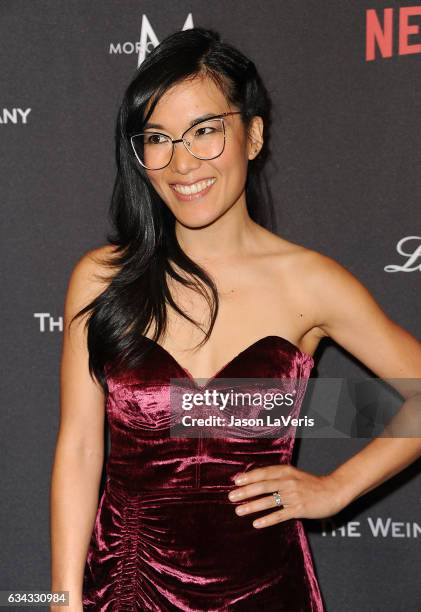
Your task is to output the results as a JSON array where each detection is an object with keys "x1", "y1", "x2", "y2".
[
  {"x1": 399, "y1": 6, "x2": 421, "y2": 55},
  {"x1": 366, "y1": 8, "x2": 393, "y2": 61}
]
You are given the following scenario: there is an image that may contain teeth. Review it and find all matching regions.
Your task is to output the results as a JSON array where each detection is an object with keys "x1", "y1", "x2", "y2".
[{"x1": 172, "y1": 178, "x2": 216, "y2": 195}]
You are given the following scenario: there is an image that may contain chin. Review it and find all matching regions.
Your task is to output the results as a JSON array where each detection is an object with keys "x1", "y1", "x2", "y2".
[{"x1": 175, "y1": 209, "x2": 224, "y2": 229}]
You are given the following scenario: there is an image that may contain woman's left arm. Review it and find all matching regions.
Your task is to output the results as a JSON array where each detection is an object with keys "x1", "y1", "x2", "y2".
[
  {"x1": 309, "y1": 252, "x2": 421, "y2": 506},
  {"x1": 228, "y1": 252, "x2": 421, "y2": 528}
]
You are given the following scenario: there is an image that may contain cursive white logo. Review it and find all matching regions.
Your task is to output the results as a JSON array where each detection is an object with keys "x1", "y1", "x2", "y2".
[{"x1": 384, "y1": 236, "x2": 421, "y2": 272}]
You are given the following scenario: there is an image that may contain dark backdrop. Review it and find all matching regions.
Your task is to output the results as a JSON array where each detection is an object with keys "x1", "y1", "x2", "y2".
[{"x1": 1, "y1": 1, "x2": 420, "y2": 610}]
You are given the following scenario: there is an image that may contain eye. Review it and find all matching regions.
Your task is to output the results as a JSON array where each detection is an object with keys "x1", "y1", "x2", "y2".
[
  {"x1": 194, "y1": 126, "x2": 216, "y2": 137},
  {"x1": 145, "y1": 133, "x2": 167, "y2": 145}
]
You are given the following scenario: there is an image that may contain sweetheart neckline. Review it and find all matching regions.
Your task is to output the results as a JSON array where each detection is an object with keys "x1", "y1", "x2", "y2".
[{"x1": 142, "y1": 334, "x2": 315, "y2": 390}]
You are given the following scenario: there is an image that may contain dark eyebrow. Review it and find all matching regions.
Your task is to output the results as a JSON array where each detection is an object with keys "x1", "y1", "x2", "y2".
[{"x1": 144, "y1": 112, "x2": 220, "y2": 131}]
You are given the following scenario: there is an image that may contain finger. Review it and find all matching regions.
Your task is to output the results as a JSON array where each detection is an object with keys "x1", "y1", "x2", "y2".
[
  {"x1": 253, "y1": 508, "x2": 294, "y2": 529},
  {"x1": 234, "y1": 464, "x2": 292, "y2": 485},
  {"x1": 234, "y1": 492, "x2": 286, "y2": 516},
  {"x1": 228, "y1": 478, "x2": 282, "y2": 502}
]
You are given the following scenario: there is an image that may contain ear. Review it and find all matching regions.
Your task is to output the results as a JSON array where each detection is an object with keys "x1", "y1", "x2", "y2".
[{"x1": 247, "y1": 116, "x2": 264, "y2": 160}]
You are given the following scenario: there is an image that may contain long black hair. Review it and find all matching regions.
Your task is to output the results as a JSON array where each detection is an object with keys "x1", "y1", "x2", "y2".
[{"x1": 71, "y1": 26, "x2": 274, "y2": 393}]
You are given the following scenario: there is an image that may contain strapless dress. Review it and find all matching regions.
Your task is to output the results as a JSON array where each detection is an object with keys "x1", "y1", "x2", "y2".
[{"x1": 82, "y1": 335, "x2": 325, "y2": 611}]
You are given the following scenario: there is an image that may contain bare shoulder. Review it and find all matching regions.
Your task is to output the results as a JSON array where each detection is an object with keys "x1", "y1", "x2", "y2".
[
  {"x1": 274, "y1": 242, "x2": 362, "y2": 317},
  {"x1": 286, "y1": 243, "x2": 421, "y2": 380},
  {"x1": 259, "y1": 229, "x2": 357, "y2": 343},
  {"x1": 258, "y1": 228, "x2": 329, "y2": 275},
  {"x1": 260, "y1": 228, "x2": 346, "y2": 279},
  {"x1": 59, "y1": 245, "x2": 120, "y2": 450},
  {"x1": 255, "y1": 224, "x2": 315, "y2": 259},
  {"x1": 293, "y1": 247, "x2": 370, "y2": 299},
  {"x1": 289, "y1": 244, "x2": 347, "y2": 280},
  {"x1": 79, "y1": 243, "x2": 121, "y2": 284},
  {"x1": 64, "y1": 244, "x2": 121, "y2": 323}
]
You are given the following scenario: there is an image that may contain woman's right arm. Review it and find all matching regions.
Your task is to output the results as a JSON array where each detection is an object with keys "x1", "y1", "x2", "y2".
[{"x1": 50, "y1": 251, "x2": 108, "y2": 611}]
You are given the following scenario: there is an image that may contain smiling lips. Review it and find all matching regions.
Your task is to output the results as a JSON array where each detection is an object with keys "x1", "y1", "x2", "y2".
[{"x1": 171, "y1": 178, "x2": 216, "y2": 199}]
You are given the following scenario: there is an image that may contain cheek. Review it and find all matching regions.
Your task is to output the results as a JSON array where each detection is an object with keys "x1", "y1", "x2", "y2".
[
  {"x1": 146, "y1": 173, "x2": 166, "y2": 196},
  {"x1": 215, "y1": 145, "x2": 245, "y2": 176},
  {"x1": 216, "y1": 149, "x2": 248, "y2": 184}
]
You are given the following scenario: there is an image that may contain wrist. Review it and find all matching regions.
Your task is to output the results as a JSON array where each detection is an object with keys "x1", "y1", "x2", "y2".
[
  {"x1": 50, "y1": 583, "x2": 82, "y2": 605},
  {"x1": 325, "y1": 470, "x2": 357, "y2": 510}
]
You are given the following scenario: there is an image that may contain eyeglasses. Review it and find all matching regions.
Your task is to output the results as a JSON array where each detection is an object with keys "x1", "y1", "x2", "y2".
[{"x1": 130, "y1": 111, "x2": 242, "y2": 170}]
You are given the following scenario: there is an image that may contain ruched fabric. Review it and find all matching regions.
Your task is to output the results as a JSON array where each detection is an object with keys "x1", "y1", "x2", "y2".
[{"x1": 82, "y1": 335, "x2": 325, "y2": 611}]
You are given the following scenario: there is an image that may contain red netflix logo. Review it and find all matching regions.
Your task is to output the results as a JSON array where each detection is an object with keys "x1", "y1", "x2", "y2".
[{"x1": 366, "y1": 6, "x2": 421, "y2": 60}]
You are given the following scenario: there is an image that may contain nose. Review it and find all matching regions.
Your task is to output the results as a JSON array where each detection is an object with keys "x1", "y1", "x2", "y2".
[{"x1": 170, "y1": 139, "x2": 201, "y2": 174}]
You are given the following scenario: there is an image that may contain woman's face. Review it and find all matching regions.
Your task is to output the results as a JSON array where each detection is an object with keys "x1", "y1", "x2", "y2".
[{"x1": 141, "y1": 75, "x2": 263, "y2": 228}]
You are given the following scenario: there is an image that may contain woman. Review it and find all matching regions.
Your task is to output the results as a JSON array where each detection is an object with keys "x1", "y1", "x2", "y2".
[{"x1": 50, "y1": 27, "x2": 421, "y2": 611}]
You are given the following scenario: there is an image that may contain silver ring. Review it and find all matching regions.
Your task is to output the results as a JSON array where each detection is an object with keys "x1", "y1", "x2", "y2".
[{"x1": 272, "y1": 491, "x2": 283, "y2": 507}]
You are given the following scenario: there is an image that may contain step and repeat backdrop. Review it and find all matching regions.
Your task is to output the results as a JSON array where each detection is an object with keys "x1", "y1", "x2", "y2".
[{"x1": 1, "y1": 1, "x2": 420, "y2": 611}]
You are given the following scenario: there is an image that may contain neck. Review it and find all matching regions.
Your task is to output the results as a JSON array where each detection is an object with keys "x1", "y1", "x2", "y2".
[{"x1": 174, "y1": 194, "x2": 259, "y2": 264}]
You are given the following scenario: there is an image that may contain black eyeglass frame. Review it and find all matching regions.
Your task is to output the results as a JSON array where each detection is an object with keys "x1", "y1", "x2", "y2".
[{"x1": 130, "y1": 111, "x2": 243, "y2": 170}]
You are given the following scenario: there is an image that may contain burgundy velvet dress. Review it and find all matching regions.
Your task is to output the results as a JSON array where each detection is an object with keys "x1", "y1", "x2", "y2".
[{"x1": 82, "y1": 335, "x2": 325, "y2": 611}]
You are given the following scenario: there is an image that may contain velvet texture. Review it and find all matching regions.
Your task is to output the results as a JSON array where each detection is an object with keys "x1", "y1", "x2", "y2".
[{"x1": 82, "y1": 335, "x2": 324, "y2": 611}]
